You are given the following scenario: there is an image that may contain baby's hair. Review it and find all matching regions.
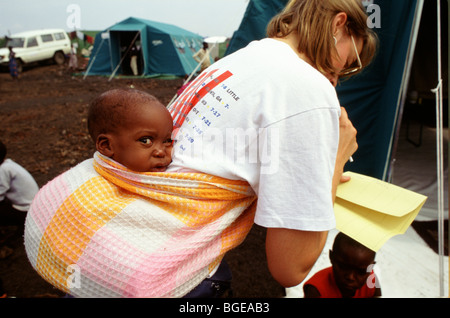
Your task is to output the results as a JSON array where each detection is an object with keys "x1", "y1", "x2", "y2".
[{"x1": 87, "y1": 88, "x2": 161, "y2": 142}]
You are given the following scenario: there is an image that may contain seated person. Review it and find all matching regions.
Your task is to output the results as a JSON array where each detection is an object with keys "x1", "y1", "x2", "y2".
[
  {"x1": 0, "y1": 140, "x2": 39, "y2": 245},
  {"x1": 0, "y1": 140, "x2": 40, "y2": 297},
  {"x1": 303, "y1": 232, "x2": 382, "y2": 298}
]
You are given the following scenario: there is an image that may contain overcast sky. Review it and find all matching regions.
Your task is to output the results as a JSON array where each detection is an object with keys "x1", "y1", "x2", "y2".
[{"x1": 0, "y1": 0, "x2": 250, "y2": 38}]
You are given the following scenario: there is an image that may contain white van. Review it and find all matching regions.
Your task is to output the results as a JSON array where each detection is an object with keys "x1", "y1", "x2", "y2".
[{"x1": 0, "y1": 29, "x2": 71, "y2": 72}]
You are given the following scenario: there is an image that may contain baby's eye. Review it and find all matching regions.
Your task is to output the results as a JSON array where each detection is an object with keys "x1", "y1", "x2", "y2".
[
  {"x1": 164, "y1": 138, "x2": 173, "y2": 145},
  {"x1": 140, "y1": 137, "x2": 153, "y2": 145}
]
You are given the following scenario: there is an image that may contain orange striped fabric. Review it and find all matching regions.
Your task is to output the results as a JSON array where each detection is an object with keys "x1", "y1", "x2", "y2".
[{"x1": 25, "y1": 152, "x2": 257, "y2": 297}]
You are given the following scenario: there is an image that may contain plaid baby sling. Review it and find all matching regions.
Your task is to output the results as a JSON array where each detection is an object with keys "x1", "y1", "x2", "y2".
[{"x1": 24, "y1": 152, "x2": 257, "y2": 297}]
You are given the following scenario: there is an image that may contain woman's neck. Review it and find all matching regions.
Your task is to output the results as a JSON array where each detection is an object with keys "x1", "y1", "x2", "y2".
[{"x1": 272, "y1": 34, "x2": 314, "y2": 68}]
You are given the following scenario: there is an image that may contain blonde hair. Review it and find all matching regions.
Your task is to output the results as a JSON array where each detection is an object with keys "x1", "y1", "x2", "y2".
[{"x1": 267, "y1": 0, "x2": 378, "y2": 77}]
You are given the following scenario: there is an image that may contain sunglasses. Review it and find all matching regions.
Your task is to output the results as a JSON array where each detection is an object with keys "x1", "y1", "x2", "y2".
[{"x1": 339, "y1": 35, "x2": 362, "y2": 77}]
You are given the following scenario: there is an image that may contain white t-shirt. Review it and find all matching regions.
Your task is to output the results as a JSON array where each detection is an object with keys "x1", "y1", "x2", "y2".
[
  {"x1": 0, "y1": 159, "x2": 39, "y2": 211},
  {"x1": 168, "y1": 38, "x2": 341, "y2": 231}
]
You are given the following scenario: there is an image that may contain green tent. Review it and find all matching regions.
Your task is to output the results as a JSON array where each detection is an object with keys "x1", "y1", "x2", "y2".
[
  {"x1": 225, "y1": 0, "x2": 288, "y2": 56},
  {"x1": 85, "y1": 17, "x2": 204, "y2": 77}
]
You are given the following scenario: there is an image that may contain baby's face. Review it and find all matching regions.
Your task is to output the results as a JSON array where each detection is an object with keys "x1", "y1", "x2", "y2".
[{"x1": 111, "y1": 101, "x2": 173, "y2": 172}]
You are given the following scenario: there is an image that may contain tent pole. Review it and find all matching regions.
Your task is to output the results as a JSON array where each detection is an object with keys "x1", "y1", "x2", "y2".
[
  {"x1": 447, "y1": 0, "x2": 450, "y2": 298},
  {"x1": 83, "y1": 38, "x2": 105, "y2": 80},
  {"x1": 385, "y1": 0, "x2": 424, "y2": 182},
  {"x1": 431, "y1": 0, "x2": 445, "y2": 298},
  {"x1": 448, "y1": 0, "x2": 450, "y2": 297},
  {"x1": 108, "y1": 31, "x2": 141, "y2": 82},
  {"x1": 166, "y1": 60, "x2": 202, "y2": 107},
  {"x1": 185, "y1": 42, "x2": 218, "y2": 84},
  {"x1": 167, "y1": 42, "x2": 219, "y2": 107}
]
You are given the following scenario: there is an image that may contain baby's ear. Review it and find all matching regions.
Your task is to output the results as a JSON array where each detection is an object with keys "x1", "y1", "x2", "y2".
[{"x1": 96, "y1": 134, "x2": 114, "y2": 157}]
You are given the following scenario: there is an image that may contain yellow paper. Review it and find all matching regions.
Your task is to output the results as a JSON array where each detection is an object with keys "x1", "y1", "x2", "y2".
[{"x1": 334, "y1": 171, "x2": 427, "y2": 251}]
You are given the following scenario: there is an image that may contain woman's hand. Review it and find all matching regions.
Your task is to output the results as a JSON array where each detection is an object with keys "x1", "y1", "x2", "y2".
[
  {"x1": 332, "y1": 107, "x2": 357, "y2": 201},
  {"x1": 337, "y1": 107, "x2": 358, "y2": 164}
]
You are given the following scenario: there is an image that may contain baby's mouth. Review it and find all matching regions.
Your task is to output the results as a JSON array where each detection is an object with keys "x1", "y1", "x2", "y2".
[{"x1": 149, "y1": 164, "x2": 168, "y2": 172}]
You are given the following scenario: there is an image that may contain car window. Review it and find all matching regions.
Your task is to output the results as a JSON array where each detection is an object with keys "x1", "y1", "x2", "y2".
[
  {"x1": 41, "y1": 34, "x2": 54, "y2": 42},
  {"x1": 26, "y1": 37, "x2": 38, "y2": 48},
  {"x1": 6, "y1": 37, "x2": 25, "y2": 48},
  {"x1": 53, "y1": 32, "x2": 66, "y2": 41}
]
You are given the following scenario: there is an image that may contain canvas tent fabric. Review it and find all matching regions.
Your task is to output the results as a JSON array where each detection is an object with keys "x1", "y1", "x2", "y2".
[
  {"x1": 337, "y1": 0, "x2": 423, "y2": 180},
  {"x1": 225, "y1": 0, "x2": 428, "y2": 182},
  {"x1": 86, "y1": 17, "x2": 204, "y2": 77},
  {"x1": 226, "y1": 0, "x2": 447, "y2": 295},
  {"x1": 225, "y1": 0, "x2": 288, "y2": 56}
]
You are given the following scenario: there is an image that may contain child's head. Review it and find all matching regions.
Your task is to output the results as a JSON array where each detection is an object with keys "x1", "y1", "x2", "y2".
[
  {"x1": 329, "y1": 232, "x2": 376, "y2": 297},
  {"x1": 88, "y1": 88, "x2": 173, "y2": 172}
]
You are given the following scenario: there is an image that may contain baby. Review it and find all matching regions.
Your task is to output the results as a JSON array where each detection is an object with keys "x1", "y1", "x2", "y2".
[
  {"x1": 87, "y1": 88, "x2": 173, "y2": 172},
  {"x1": 25, "y1": 88, "x2": 249, "y2": 298}
]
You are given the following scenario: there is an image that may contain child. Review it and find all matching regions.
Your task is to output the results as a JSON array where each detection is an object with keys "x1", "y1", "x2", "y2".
[
  {"x1": 303, "y1": 232, "x2": 382, "y2": 298},
  {"x1": 87, "y1": 88, "x2": 173, "y2": 172}
]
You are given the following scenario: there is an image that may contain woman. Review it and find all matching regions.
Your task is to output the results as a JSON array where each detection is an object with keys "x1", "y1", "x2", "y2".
[
  {"x1": 24, "y1": 0, "x2": 378, "y2": 298},
  {"x1": 169, "y1": 0, "x2": 378, "y2": 288}
]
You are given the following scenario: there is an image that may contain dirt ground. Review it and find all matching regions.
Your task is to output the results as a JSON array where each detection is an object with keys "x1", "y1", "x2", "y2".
[{"x1": 0, "y1": 63, "x2": 285, "y2": 298}]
